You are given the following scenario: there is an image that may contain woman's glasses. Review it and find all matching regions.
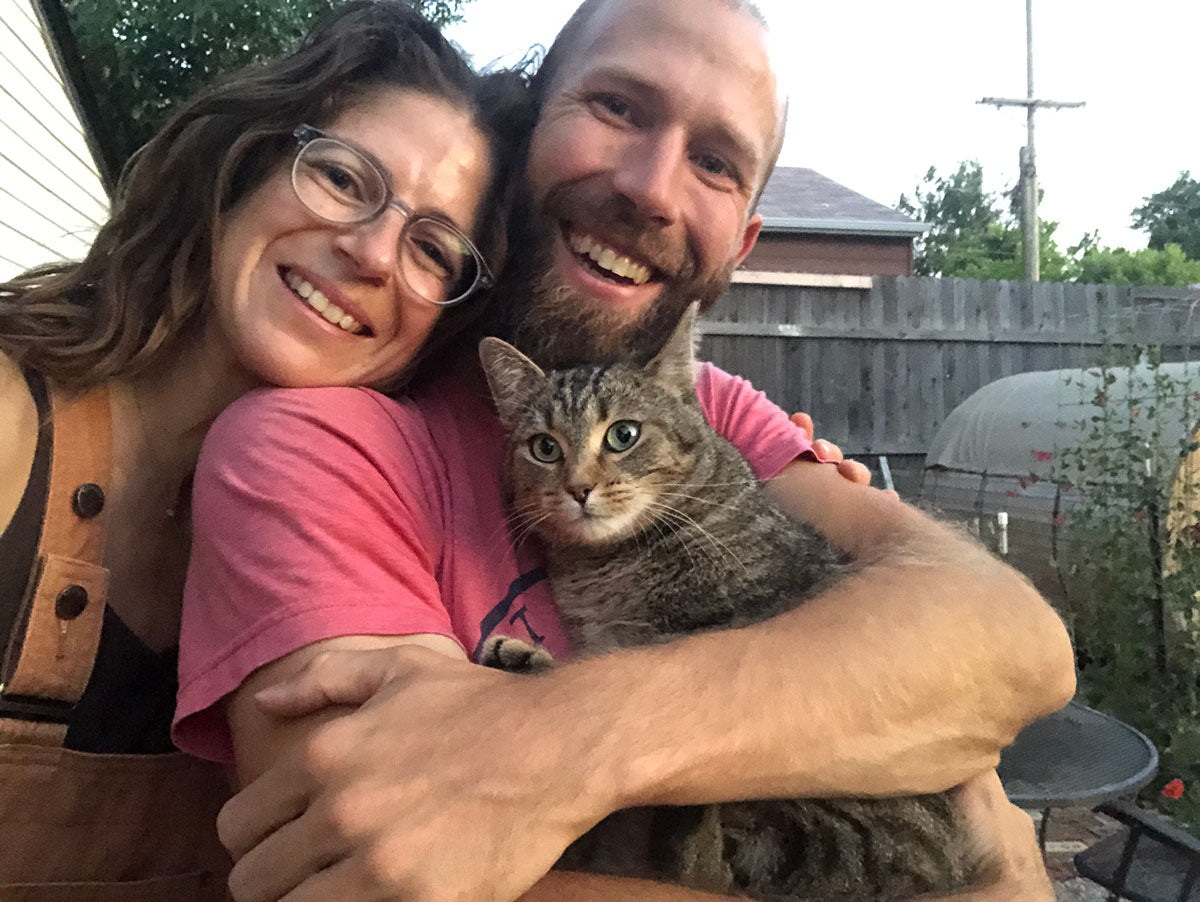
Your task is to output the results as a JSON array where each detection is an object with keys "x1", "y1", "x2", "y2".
[{"x1": 291, "y1": 125, "x2": 494, "y2": 306}]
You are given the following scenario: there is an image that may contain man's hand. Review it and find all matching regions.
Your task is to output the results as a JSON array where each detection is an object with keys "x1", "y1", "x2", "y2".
[
  {"x1": 788, "y1": 412, "x2": 877, "y2": 490},
  {"x1": 220, "y1": 645, "x2": 605, "y2": 902},
  {"x1": 922, "y1": 771, "x2": 1053, "y2": 902},
  {"x1": 243, "y1": 655, "x2": 1053, "y2": 902}
]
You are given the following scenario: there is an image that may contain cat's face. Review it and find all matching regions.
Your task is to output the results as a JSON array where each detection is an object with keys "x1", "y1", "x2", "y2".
[
  {"x1": 503, "y1": 370, "x2": 701, "y2": 547},
  {"x1": 481, "y1": 305, "x2": 704, "y2": 549}
]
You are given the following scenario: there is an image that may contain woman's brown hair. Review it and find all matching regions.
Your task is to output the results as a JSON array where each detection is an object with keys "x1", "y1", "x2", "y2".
[{"x1": 0, "y1": 1, "x2": 525, "y2": 389}]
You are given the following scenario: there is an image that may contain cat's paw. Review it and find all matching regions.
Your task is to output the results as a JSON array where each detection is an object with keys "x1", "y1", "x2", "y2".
[{"x1": 479, "y1": 636, "x2": 555, "y2": 674}]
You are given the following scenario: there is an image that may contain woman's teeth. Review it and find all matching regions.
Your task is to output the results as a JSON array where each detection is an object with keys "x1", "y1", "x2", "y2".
[
  {"x1": 284, "y1": 270, "x2": 365, "y2": 334},
  {"x1": 567, "y1": 231, "x2": 652, "y2": 285}
]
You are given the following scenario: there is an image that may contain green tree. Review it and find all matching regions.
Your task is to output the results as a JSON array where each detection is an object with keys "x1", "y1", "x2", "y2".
[
  {"x1": 941, "y1": 219, "x2": 1075, "y2": 282},
  {"x1": 898, "y1": 161, "x2": 1074, "y2": 280},
  {"x1": 1132, "y1": 172, "x2": 1200, "y2": 260},
  {"x1": 898, "y1": 162, "x2": 999, "y2": 277},
  {"x1": 63, "y1": 0, "x2": 473, "y2": 178},
  {"x1": 1075, "y1": 244, "x2": 1200, "y2": 287}
]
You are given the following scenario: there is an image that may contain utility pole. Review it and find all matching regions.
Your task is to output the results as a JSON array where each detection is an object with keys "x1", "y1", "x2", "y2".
[{"x1": 979, "y1": 0, "x2": 1084, "y2": 282}]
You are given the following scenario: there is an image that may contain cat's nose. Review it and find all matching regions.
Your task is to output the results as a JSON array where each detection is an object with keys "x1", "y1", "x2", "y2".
[{"x1": 569, "y1": 486, "x2": 592, "y2": 505}]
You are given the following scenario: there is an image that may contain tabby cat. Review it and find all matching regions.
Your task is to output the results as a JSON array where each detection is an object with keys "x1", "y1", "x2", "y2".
[{"x1": 477, "y1": 306, "x2": 988, "y2": 901}]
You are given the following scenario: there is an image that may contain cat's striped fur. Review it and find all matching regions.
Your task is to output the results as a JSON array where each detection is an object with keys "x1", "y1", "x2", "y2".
[{"x1": 478, "y1": 306, "x2": 988, "y2": 900}]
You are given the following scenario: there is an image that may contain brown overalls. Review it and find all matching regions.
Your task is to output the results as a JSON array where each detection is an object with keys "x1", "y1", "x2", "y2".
[{"x1": 1, "y1": 382, "x2": 232, "y2": 900}]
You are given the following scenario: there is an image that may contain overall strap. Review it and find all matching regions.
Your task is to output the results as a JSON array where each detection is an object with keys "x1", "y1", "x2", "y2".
[{"x1": 1, "y1": 383, "x2": 112, "y2": 746}]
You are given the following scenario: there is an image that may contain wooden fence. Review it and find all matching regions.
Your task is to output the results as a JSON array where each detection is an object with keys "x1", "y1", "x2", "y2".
[{"x1": 699, "y1": 277, "x2": 1200, "y2": 456}]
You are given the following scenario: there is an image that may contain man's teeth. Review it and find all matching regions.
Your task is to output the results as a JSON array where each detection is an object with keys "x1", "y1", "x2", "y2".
[
  {"x1": 567, "y1": 232, "x2": 652, "y2": 285},
  {"x1": 284, "y1": 270, "x2": 364, "y2": 334}
]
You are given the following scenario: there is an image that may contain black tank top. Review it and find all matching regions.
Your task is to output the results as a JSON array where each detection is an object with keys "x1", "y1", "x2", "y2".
[{"x1": 0, "y1": 371, "x2": 178, "y2": 753}]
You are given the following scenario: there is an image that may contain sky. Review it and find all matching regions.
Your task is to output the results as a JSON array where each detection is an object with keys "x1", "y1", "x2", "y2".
[{"x1": 446, "y1": 0, "x2": 1199, "y2": 252}]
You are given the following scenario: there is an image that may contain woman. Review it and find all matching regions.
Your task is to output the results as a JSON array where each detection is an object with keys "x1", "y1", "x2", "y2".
[{"x1": 0, "y1": 1, "x2": 523, "y2": 894}]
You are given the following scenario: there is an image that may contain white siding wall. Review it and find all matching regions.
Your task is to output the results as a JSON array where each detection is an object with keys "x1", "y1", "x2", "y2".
[{"x1": 0, "y1": 0, "x2": 108, "y2": 279}]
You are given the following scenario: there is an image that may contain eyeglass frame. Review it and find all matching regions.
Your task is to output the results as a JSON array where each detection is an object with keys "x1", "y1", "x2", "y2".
[{"x1": 290, "y1": 124, "x2": 495, "y2": 306}]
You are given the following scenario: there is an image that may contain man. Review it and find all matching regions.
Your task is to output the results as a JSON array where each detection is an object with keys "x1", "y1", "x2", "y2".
[{"x1": 208, "y1": 0, "x2": 1074, "y2": 899}]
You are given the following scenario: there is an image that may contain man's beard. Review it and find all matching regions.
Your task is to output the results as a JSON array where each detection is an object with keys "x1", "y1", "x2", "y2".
[{"x1": 491, "y1": 182, "x2": 735, "y2": 370}]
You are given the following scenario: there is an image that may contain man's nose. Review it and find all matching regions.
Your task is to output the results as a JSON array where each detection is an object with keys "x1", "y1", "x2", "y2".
[
  {"x1": 333, "y1": 207, "x2": 407, "y2": 281},
  {"x1": 611, "y1": 130, "x2": 685, "y2": 225}
]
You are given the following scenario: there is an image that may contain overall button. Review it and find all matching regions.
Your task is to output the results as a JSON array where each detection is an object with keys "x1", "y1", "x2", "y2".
[
  {"x1": 72, "y1": 483, "x2": 106, "y2": 518},
  {"x1": 56, "y1": 585, "x2": 89, "y2": 620}
]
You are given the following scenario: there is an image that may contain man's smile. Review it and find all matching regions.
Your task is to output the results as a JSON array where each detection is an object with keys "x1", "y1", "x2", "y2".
[{"x1": 564, "y1": 226, "x2": 653, "y2": 286}]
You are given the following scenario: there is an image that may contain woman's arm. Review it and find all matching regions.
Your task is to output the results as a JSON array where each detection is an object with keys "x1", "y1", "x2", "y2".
[{"x1": 0, "y1": 351, "x2": 38, "y2": 531}]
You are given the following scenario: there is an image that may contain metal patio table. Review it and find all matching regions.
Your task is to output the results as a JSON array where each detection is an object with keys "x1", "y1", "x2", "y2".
[
  {"x1": 995, "y1": 699, "x2": 1200, "y2": 900},
  {"x1": 998, "y1": 699, "x2": 1159, "y2": 849}
]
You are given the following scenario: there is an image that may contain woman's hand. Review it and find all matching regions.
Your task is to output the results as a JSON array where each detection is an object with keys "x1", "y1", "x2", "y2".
[{"x1": 788, "y1": 412, "x2": 875, "y2": 488}]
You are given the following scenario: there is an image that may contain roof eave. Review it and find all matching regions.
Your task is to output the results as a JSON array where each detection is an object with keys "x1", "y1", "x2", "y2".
[{"x1": 760, "y1": 217, "x2": 930, "y2": 238}]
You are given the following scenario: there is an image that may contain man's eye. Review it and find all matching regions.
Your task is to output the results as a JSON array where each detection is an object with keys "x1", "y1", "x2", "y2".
[
  {"x1": 591, "y1": 94, "x2": 633, "y2": 122},
  {"x1": 693, "y1": 153, "x2": 732, "y2": 180}
]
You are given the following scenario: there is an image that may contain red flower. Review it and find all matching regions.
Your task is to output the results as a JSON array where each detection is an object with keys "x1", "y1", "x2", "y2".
[
  {"x1": 1052, "y1": 515, "x2": 1067, "y2": 528},
  {"x1": 1163, "y1": 778, "x2": 1185, "y2": 799},
  {"x1": 1032, "y1": 450, "x2": 1053, "y2": 463},
  {"x1": 1005, "y1": 490, "x2": 1020, "y2": 498}
]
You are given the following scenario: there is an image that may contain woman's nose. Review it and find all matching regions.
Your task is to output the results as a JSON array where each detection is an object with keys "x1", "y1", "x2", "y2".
[{"x1": 333, "y1": 207, "x2": 408, "y2": 281}]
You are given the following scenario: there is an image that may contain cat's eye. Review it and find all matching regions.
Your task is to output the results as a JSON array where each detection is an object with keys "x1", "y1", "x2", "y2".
[
  {"x1": 529, "y1": 433, "x2": 563, "y2": 463},
  {"x1": 604, "y1": 420, "x2": 641, "y2": 453}
]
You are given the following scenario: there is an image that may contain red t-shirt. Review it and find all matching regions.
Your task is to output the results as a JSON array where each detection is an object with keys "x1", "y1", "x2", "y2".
[{"x1": 174, "y1": 364, "x2": 814, "y2": 763}]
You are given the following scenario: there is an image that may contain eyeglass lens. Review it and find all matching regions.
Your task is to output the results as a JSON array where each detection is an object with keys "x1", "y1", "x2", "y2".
[{"x1": 293, "y1": 138, "x2": 481, "y2": 304}]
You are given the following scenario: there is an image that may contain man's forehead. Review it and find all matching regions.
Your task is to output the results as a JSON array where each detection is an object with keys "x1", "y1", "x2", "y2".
[{"x1": 558, "y1": 0, "x2": 781, "y2": 165}]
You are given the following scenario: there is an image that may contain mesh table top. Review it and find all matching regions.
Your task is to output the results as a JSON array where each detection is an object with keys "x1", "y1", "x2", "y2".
[{"x1": 998, "y1": 700, "x2": 1159, "y2": 809}]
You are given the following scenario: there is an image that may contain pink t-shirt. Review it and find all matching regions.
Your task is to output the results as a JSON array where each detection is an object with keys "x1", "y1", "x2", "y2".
[{"x1": 174, "y1": 364, "x2": 814, "y2": 762}]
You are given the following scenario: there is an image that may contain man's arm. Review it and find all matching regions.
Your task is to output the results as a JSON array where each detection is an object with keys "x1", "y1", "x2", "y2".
[
  {"x1": 225, "y1": 641, "x2": 1054, "y2": 902},
  {"x1": 221, "y1": 461, "x2": 1071, "y2": 901}
]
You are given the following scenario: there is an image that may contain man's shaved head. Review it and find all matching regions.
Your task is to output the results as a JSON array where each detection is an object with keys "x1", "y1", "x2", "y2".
[{"x1": 531, "y1": 0, "x2": 787, "y2": 207}]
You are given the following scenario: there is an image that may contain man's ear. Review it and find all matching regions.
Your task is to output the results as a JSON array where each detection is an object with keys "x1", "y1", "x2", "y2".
[
  {"x1": 478, "y1": 337, "x2": 545, "y2": 425},
  {"x1": 734, "y1": 212, "x2": 763, "y2": 268},
  {"x1": 645, "y1": 303, "x2": 698, "y2": 393}
]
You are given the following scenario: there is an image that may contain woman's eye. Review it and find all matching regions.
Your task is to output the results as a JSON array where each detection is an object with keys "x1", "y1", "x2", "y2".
[
  {"x1": 413, "y1": 238, "x2": 453, "y2": 276},
  {"x1": 530, "y1": 434, "x2": 563, "y2": 463},
  {"x1": 604, "y1": 420, "x2": 641, "y2": 453},
  {"x1": 319, "y1": 164, "x2": 363, "y2": 198}
]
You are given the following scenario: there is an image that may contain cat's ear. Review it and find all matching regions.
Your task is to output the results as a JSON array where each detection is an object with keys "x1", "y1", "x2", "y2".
[
  {"x1": 645, "y1": 302, "x2": 699, "y2": 392},
  {"x1": 479, "y1": 337, "x2": 546, "y2": 423}
]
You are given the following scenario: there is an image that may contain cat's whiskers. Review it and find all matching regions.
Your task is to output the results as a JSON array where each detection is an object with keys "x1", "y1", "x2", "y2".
[
  {"x1": 646, "y1": 479, "x2": 759, "y2": 490},
  {"x1": 499, "y1": 497, "x2": 553, "y2": 534},
  {"x1": 509, "y1": 511, "x2": 557, "y2": 550},
  {"x1": 643, "y1": 500, "x2": 747, "y2": 573},
  {"x1": 652, "y1": 489, "x2": 748, "y2": 512},
  {"x1": 502, "y1": 497, "x2": 559, "y2": 549},
  {"x1": 645, "y1": 506, "x2": 731, "y2": 573},
  {"x1": 637, "y1": 503, "x2": 703, "y2": 571}
]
